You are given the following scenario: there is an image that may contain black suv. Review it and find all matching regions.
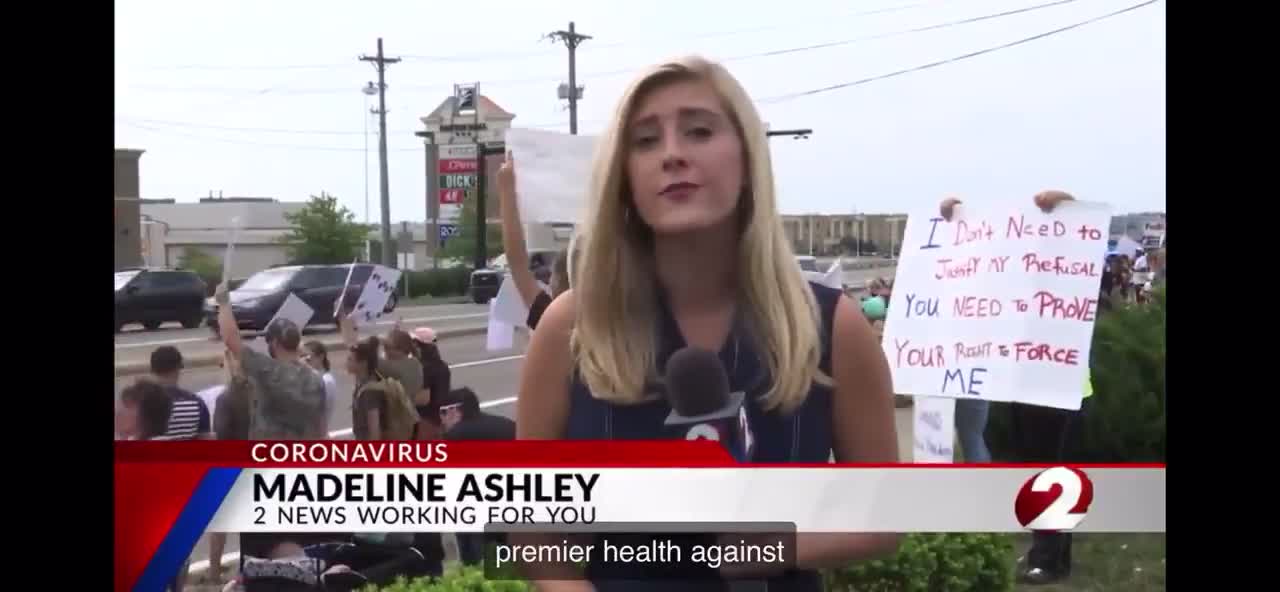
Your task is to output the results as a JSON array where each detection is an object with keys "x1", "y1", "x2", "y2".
[
  {"x1": 115, "y1": 268, "x2": 208, "y2": 332},
  {"x1": 469, "y1": 250, "x2": 557, "y2": 304},
  {"x1": 204, "y1": 263, "x2": 399, "y2": 333}
]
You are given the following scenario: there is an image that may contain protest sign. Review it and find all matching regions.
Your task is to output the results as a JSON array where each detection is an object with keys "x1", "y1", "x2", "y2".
[
  {"x1": 881, "y1": 201, "x2": 1111, "y2": 411},
  {"x1": 505, "y1": 128, "x2": 597, "y2": 223},
  {"x1": 267, "y1": 293, "x2": 315, "y2": 332},
  {"x1": 913, "y1": 396, "x2": 956, "y2": 463},
  {"x1": 486, "y1": 299, "x2": 515, "y2": 351},
  {"x1": 803, "y1": 257, "x2": 843, "y2": 290},
  {"x1": 348, "y1": 265, "x2": 402, "y2": 327},
  {"x1": 222, "y1": 216, "x2": 242, "y2": 284}
]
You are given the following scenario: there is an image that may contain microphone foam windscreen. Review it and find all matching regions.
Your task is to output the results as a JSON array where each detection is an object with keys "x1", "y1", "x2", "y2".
[{"x1": 663, "y1": 347, "x2": 731, "y2": 417}]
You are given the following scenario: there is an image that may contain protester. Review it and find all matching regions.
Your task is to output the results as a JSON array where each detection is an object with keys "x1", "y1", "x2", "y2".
[
  {"x1": 149, "y1": 346, "x2": 214, "y2": 440},
  {"x1": 515, "y1": 56, "x2": 900, "y2": 590},
  {"x1": 227, "y1": 537, "x2": 438, "y2": 592},
  {"x1": 496, "y1": 151, "x2": 579, "y2": 330},
  {"x1": 378, "y1": 329, "x2": 425, "y2": 429},
  {"x1": 410, "y1": 327, "x2": 451, "y2": 440},
  {"x1": 190, "y1": 350, "x2": 253, "y2": 586},
  {"x1": 214, "y1": 282, "x2": 331, "y2": 582},
  {"x1": 442, "y1": 387, "x2": 516, "y2": 441},
  {"x1": 339, "y1": 314, "x2": 418, "y2": 441},
  {"x1": 119, "y1": 380, "x2": 174, "y2": 440},
  {"x1": 943, "y1": 190, "x2": 1081, "y2": 585},
  {"x1": 214, "y1": 281, "x2": 327, "y2": 439},
  {"x1": 301, "y1": 341, "x2": 339, "y2": 436},
  {"x1": 433, "y1": 387, "x2": 517, "y2": 566}
]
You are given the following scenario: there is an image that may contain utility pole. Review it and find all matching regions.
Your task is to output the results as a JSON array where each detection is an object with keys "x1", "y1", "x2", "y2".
[
  {"x1": 549, "y1": 22, "x2": 591, "y2": 135},
  {"x1": 360, "y1": 38, "x2": 401, "y2": 267}
]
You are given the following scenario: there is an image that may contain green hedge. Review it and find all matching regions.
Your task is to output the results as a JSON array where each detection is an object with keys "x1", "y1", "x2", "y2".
[
  {"x1": 985, "y1": 284, "x2": 1166, "y2": 462},
  {"x1": 366, "y1": 534, "x2": 1015, "y2": 591},
  {"x1": 397, "y1": 267, "x2": 472, "y2": 299},
  {"x1": 824, "y1": 534, "x2": 1015, "y2": 592},
  {"x1": 362, "y1": 565, "x2": 528, "y2": 592}
]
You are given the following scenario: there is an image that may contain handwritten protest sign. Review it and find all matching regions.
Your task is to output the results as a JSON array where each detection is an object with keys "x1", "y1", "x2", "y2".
[
  {"x1": 505, "y1": 128, "x2": 597, "y2": 224},
  {"x1": 348, "y1": 265, "x2": 402, "y2": 327},
  {"x1": 913, "y1": 396, "x2": 956, "y2": 463},
  {"x1": 881, "y1": 201, "x2": 1111, "y2": 411}
]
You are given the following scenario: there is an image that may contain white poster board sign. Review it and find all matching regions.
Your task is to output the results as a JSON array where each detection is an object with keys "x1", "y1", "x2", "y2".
[
  {"x1": 881, "y1": 201, "x2": 1111, "y2": 411},
  {"x1": 222, "y1": 216, "x2": 242, "y2": 283},
  {"x1": 267, "y1": 293, "x2": 315, "y2": 332},
  {"x1": 803, "y1": 257, "x2": 843, "y2": 290},
  {"x1": 486, "y1": 299, "x2": 515, "y2": 352},
  {"x1": 491, "y1": 275, "x2": 553, "y2": 329},
  {"x1": 505, "y1": 128, "x2": 597, "y2": 224},
  {"x1": 913, "y1": 396, "x2": 956, "y2": 463},
  {"x1": 348, "y1": 265, "x2": 402, "y2": 327}
]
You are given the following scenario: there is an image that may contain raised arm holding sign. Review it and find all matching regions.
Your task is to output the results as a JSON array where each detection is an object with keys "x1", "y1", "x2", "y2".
[{"x1": 926, "y1": 190, "x2": 1094, "y2": 585}]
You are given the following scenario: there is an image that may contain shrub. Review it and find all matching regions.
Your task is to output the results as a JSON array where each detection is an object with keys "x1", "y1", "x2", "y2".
[
  {"x1": 985, "y1": 284, "x2": 1166, "y2": 462},
  {"x1": 1080, "y1": 284, "x2": 1166, "y2": 462},
  {"x1": 823, "y1": 534, "x2": 1016, "y2": 592},
  {"x1": 398, "y1": 267, "x2": 471, "y2": 298},
  {"x1": 364, "y1": 565, "x2": 529, "y2": 592},
  {"x1": 365, "y1": 536, "x2": 1015, "y2": 591}
]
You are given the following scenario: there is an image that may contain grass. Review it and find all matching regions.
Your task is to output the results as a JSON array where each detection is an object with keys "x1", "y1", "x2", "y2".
[
  {"x1": 402, "y1": 293, "x2": 472, "y2": 306},
  {"x1": 1014, "y1": 533, "x2": 1165, "y2": 591}
]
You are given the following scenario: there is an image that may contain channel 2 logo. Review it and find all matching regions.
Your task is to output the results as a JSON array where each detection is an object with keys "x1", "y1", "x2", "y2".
[{"x1": 1014, "y1": 467, "x2": 1095, "y2": 532}]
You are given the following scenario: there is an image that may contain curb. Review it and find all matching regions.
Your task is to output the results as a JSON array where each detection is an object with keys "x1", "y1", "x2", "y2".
[{"x1": 114, "y1": 325, "x2": 489, "y2": 377}]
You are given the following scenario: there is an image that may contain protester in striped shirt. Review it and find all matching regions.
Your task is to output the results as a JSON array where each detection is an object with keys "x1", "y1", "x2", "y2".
[{"x1": 150, "y1": 345, "x2": 213, "y2": 440}]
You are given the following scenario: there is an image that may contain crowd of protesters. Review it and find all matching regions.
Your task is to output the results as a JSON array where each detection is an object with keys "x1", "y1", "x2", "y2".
[{"x1": 113, "y1": 271, "x2": 522, "y2": 591}]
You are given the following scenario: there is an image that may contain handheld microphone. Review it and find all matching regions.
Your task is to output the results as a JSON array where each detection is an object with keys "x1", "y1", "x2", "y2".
[{"x1": 663, "y1": 347, "x2": 755, "y2": 462}]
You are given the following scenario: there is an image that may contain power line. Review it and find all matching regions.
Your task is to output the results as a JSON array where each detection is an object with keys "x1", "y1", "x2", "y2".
[
  {"x1": 758, "y1": 0, "x2": 1160, "y2": 104},
  {"x1": 115, "y1": 115, "x2": 580, "y2": 136},
  {"x1": 727, "y1": 0, "x2": 1083, "y2": 63},
  {"x1": 136, "y1": 62, "x2": 357, "y2": 72},
  {"x1": 120, "y1": 120, "x2": 420, "y2": 152},
  {"x1": 118, "y1": 1, "x2": 1159, "y2": 150},
  {"x1": 121, "y1": 0, "x2": 1031, "y2": 96},
  {"x1": 398, "y1": 0, "x2": 939, "y2": 62}
]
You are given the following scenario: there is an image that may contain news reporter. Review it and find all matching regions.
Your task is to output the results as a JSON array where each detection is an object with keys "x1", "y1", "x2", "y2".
[{"x1": 516, "y1": 56, "x2": 900, "y2": 591}]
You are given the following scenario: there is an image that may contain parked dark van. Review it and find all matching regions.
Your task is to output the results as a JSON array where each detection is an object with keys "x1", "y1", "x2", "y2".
[
  {"x1": 115, "y1": 268, "x2": 208, "y2": 332},
  {"x1": 204, "y1": 263, "x2": 399, "y2": 333}
]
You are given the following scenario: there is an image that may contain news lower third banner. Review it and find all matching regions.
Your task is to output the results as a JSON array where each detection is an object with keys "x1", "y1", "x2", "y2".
[{"x1": 115, "y1": 441, "x2": 1165, "y2": 591}]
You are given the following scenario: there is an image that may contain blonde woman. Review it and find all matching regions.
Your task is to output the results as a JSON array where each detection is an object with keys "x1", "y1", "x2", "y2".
[{"x1": 516, "y1": 56, "x2": 900, "y2": 590}]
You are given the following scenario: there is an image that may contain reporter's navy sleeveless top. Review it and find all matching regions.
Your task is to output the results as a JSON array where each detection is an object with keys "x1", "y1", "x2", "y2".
[{"x1": 563, "y1": 282, "x2": 842, "y2": 592}]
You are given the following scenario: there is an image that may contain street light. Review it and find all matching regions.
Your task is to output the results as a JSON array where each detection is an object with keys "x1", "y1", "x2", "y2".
[{"x1": 362, "y1": 82, "x2": 378, "y2": 227}]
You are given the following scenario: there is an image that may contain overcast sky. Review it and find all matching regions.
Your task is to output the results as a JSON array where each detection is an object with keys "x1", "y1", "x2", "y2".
[{"x1": 114, "y1": 0, "x2": 1165, "y2": 223}]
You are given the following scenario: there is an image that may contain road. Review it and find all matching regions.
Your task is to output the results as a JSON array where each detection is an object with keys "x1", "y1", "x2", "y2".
[
  {"x1": 115, "y1": 263, "x2": 897, "y2": 369},
  {"x1": 114, "y1": 303, "x2": 488, "y2": 349},
  {"x1": 113, "y1": 303, "x2": 491, "y2": 370}
]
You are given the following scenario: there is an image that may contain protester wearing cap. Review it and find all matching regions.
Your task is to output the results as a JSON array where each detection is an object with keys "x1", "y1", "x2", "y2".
[
  {"x1": 410, "y1": 327, "x2": 451, "y2": 440},
  {"x1": 213, "y1": 282, "x2": 327, "y2": 440}
]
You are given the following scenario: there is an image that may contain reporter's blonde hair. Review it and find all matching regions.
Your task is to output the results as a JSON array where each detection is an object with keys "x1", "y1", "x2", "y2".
[{"x1": 570, "y1": 56, "x2": 828, "y2": 412}]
